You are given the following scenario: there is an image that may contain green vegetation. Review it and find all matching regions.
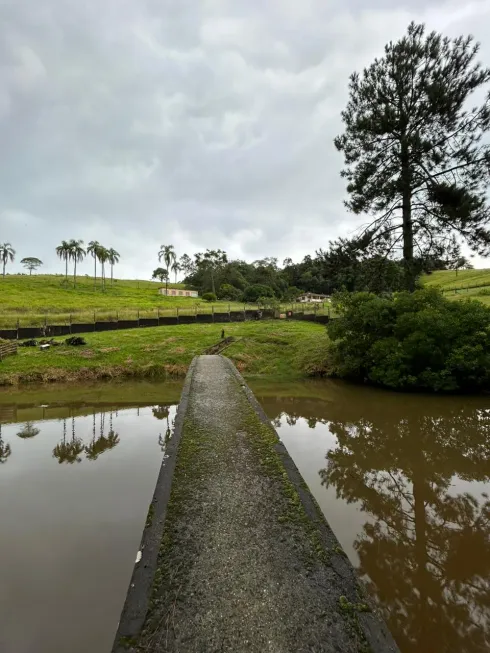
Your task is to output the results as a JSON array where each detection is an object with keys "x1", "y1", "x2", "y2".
[
  {"x1": 335, "y1": 22, "x2": 490, "y2": 290},
  {"x1": 326, "y1": 288, "x2": 490, "y2": 392},
  {"x1": 0, "y1": 320, "x2": 322, "y2": 385}
]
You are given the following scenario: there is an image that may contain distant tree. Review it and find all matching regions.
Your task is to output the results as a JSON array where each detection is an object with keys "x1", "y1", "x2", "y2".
[
  {"x1": 243, "y1": 284, "x2": 274, "y2": 303},
  {"x1": 107, "y1": 248, "x2": 120, "y2": 286},
  {"x1": 282, "y1": 257, "x2": 293, "y2": 268},
  {"x1": 69, "y1": 240, "x2": 85, "y2": 287},
  {"x1": 195, "y1": 249, "x2": 228, "y2": 295},
  {"x1": 179, "y1": 253, "x2": 195, "y2": 277},
  {"x1": 87, "y1": 241, "x2": 101, "y2": 289},
  {"x1": 56, "y1": 240, "x2": 72, "y2": 284},
  {"x1": 158, "y1": 244, "x2": 176, "y2": 296},
  {"x1": 202, "y1": 292, "x2": 217, "y2": 302},
  {"x1": 217, "y1": 283, "x2": 242, "y2": 301},
  {"x1": 97, "y1": 247, "x2": 109, "y2": 289},
  {"x1": 20, "y1": 257, "x2": 43, "y2": 275},
  {"x1": 453, "y1": 256, "x2": 474, "y2": 275},
  {"x1": 0, "y1": 242, "x2": 15, "y2": 277},
  {"x1": 335, "y1": 22, "x2": 490, "y2": 290},
  {"x1": 171, "y1": 260, "x2": 181, "y2": 283},
  {"x1": 152, "y1": 267, "x2": 169, "y2": 284}
]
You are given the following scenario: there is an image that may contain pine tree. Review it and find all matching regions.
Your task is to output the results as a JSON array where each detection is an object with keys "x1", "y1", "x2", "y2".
[{"x1": 335, "y1": 22, "x2": 490, "y2": 289}]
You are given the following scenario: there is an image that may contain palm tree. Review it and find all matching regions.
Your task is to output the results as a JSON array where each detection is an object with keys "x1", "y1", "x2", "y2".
[
  {"x1": 107, "y1": 248, "x2": 120, "y2": 286},
  {"x1": 158, "y1": 244, "x2": 176, "y2": 296},
  {"x1": 97, "y1": 246, "x2": 109, "y2": 289},
  {"x1": 87, "y1": 241, "x2": 101, "y2": 289},
  {"x1": 171, "y1": 260, "x2": 181, "y2": 284},
  {"x1": 0, "y1": 243, "x2": 15, "y2": 278},
  {"x1": 69, "y1": 240, "x2": 85, "y2": 287},
  {"x1": 56, "y1": 240, "x2": 72, "y2": 284}
]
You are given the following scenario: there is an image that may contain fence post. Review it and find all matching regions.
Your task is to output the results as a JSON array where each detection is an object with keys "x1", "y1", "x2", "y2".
[
  {"x1": 157, "y1": 307, "x2": 159, "y2": 321},
  {"x1": 94, "y1": 310, "x2": 96, "y2": 331},
  {"x1": 16, "y1": 318, "x2": 19, "y2": 340},
  {"x1": 137, "y1": 309, "x2": 140, "y2": 326},
  {"x1": 212, "y1": 305, "x2": 215, "y2": 323},
  {"x1": 69, "y1": 313, "x2": 72, "y2": 334}
]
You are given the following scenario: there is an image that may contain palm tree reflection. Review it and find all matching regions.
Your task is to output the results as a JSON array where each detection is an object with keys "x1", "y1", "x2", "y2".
[
  {"x1": 84, "y1": 411, "x2": 120, "y2": 461},
  {"x1": 53, "y1": 417, "x2": 84, "y2": 464},
  {"x1": 0, "y1": 424, "x2": 11, "y2": 464}
]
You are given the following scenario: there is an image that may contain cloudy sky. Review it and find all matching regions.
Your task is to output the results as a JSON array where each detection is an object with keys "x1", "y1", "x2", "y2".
[{"x1": 1, "y1": 0, "x2": 490, "y2": 279}]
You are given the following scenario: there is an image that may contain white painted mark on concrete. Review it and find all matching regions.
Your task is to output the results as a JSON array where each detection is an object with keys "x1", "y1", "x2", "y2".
[{"x1": 135, "y1": 551, "x2": 142, "y2": 564}]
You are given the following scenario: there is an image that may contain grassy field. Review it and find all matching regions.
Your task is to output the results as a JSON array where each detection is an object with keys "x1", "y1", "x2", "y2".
[
  {"x1": 0, "y1": 320, "x2": 325, "y2": 386},
  {"x1": 421, "y1": 268, "x2": 490, "y2": 306},
  {"x1": 0, "y1": 274, "x2": 329, "y2": 328},
  {"x1": 0, "y1": 274, "x2": 249, "y2": 327}
]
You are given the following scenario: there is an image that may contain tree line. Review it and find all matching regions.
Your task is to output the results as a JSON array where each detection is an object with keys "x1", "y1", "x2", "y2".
[{"x1": 0, "y1": 240, "x2": 120, "y2": 288}]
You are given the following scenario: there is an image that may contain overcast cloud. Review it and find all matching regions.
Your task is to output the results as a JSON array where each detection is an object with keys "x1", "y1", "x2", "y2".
[{"x1": 1, "y1": 0, "x2": 490, "y2": 279}]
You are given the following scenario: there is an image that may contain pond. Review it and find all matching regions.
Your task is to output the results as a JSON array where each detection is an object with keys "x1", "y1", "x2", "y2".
[{"x1": 1, "y1": 379, "x2": 489, "y2": 653}]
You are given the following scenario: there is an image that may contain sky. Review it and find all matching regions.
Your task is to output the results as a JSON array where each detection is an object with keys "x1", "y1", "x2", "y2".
[{"x1": 1, "y1": 0, "x2": 490, "y2": 279}]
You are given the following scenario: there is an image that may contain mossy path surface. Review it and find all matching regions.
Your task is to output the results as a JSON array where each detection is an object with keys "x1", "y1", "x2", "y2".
[{"x1": 114, "y1": 356, "x2": 398, "y2": 653}]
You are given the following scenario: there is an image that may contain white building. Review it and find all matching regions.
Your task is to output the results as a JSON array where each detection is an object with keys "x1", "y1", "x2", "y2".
[
  {"x1": 296, "y1": 292, "x2": 329, "y2": 303},
  {"x1": 159, "y1": 288, "x2": 199, "y2": 298}
]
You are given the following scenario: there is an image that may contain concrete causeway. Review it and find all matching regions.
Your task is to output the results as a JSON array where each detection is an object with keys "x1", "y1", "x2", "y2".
[{"x1": 112, "y1": 355, "x2": 399, "y2": 653}]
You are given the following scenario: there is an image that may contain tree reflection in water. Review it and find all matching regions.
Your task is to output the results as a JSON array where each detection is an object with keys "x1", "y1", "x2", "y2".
[
  {"x1": 153, "y1": 405, "x2": 173, "y2": 453},
  {"x1": 84, "y1": 411, "x2": 120, "y2": 461},
  {"x1": 0, "y1": 424, "x2": 11, "y2": 464},
  {"x1": 53, "y1": 417, "x2": 84, "y2": 464},
  {"x1": 16, "y1": 422, "x2": 40, "y2": 439},
  {"x1": 319, "y1": 402, "x2": 490, "y2": 653}
]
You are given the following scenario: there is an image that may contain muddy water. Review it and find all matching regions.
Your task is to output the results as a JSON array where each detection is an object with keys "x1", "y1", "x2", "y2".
[
  {"x1": 1, "y1": 379, "x2": 489, "y2": 653},
  {"x1": 0, "y1": 382, "x2": 183, "y2": 653},
  {"x1": 254, "y1": 380, "x2": 490, "y2": 653}
]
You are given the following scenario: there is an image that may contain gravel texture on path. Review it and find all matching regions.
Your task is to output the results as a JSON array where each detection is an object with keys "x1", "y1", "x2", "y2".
[{"x1": 113, "y1": 355, "x2": 399, "y2": 653}]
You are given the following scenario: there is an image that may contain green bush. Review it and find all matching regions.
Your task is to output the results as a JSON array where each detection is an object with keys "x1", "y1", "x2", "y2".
[
  {"x1": 243, "y1": 284, "x2": 274, "y2": 302},
  {"x1": 217, "y1": 284, "x2": 243, "y2": 301},
  {"x1": 202, "y1": 292, "x2": 217, "y2": 302},
  {"x1": 326, "y1": 288, "x2": 490, "y2": 392}
]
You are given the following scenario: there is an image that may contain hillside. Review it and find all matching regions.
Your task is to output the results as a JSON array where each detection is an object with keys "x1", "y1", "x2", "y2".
[
  {"x1": 0, "y1": 274, "x2": 241, "y2": 327},
  {"x1": 421, "y1": 268, "x2": 490, "y2": 307}
]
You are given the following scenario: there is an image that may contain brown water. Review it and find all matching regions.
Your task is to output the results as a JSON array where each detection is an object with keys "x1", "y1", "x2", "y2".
[
  {"x1": 0, "y1": 382, "x2": 182, "y2": 653},
  {"x1": 1, "y1": 379, "x2": 489, "y2": 653},
  {"x1": 255, "y1": 380, "x2": 490, "y2": 653}
]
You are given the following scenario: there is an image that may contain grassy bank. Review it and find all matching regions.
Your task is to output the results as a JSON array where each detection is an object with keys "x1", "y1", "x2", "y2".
[{"x1": 0, "y1": 321, "x2": 325, "y2": 386}]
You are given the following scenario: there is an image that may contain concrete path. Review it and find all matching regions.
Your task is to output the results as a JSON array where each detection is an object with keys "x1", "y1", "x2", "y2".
[{"x1": 113, "y1": 355, "x2": 399, "y2": 653}]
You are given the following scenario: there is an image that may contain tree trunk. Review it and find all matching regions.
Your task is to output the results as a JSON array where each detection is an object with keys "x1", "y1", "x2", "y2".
[
  {"x1": 166, "y1": 268, "x2": 169, "y2": 296},
  {"x1": 401, "y1": 143, "x2": 414, "y2": 291},
  {"x1": 211, "y1": 268, "x2": 215, "y2": 295},
  {"x1": 94, "y1": 257, "x2": 97, "y2": 289},
  {"x1": 2, "y1": 260, "x2": 5, "y2": 277},
  {"x1": 29, "y1": 268, "x2": 32, "y2": 275},
  {"x1": 111, "y1": 264, "x2": 113, "y2": 286},
  {"x1": 74, "y1": 260, "x2": 77, "y2": 287},
  {"x1": 65, "y1": 257, "x2": 68, "y2": 283},
  {"x1": 413, "y1": 472, "x2": 429, "y2": 647}
]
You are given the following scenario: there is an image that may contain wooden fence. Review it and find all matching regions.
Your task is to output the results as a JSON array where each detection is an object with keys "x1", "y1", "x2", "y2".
[{"x1": 0, "y1": 341, "x2": 17, "y2": 360}]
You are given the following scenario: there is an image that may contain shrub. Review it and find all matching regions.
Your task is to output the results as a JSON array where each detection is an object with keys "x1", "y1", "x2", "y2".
[
  {"x1": 326, "y1": 288, "x2": 490, "y2": 392},
  {"x1": 217, "y1": 284, "x2": 243, "y2": 301},
  {"x1": 202, "y1": 292, "x2": 217, "y2": 302},
  {"x1": 243, "y1": 284, "x2": 274, "y2": 302}
]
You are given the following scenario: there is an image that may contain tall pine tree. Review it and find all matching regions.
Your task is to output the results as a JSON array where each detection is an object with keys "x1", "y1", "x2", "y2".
[{"x1": 335, "y1": 22, "x2": 490, "y2": 289}]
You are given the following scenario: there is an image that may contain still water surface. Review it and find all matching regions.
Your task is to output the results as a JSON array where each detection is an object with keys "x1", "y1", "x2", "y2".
[{"x1": 1, "y1": 380, "x2": 489, "y2": 653}]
